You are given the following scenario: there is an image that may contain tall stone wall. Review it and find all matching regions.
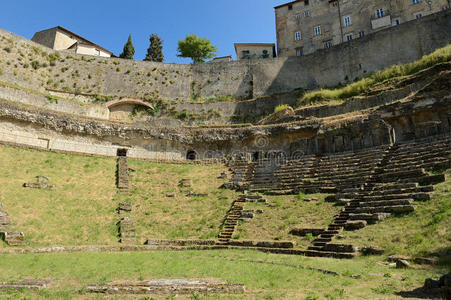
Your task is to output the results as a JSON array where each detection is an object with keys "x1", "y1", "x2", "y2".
[{"x1": 0, "y1": 11, "x2": 449, "y2": 103}]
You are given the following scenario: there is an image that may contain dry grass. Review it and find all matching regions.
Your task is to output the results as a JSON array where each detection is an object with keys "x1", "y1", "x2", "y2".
[
  {"x1": 0, "y1": 145, "x2": 239, "y2": 246},
  {"x1": 115, "y1": 159, "x2": 239, "y2": 242},
  {"x1": 0, "y1": 145, "x2": 118, "y2": 247}
]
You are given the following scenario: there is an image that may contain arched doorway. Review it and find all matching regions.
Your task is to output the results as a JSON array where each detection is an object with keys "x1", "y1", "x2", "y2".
[{"x1": 186, "y1": 150, "x2": 197, "y2": 160}]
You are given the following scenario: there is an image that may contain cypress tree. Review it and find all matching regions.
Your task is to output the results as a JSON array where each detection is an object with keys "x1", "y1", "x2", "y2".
[
  {"x1": 119, "y1": 34, "x2": 135, "y2": 59},
  {"x1": 144, "y1": 34, "x2": 164, "y2": 62}
]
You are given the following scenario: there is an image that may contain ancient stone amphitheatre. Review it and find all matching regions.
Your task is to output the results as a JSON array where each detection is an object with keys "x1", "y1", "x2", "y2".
[{"x1": 0, "y1": 12, "x2": 450, "y2": 300}]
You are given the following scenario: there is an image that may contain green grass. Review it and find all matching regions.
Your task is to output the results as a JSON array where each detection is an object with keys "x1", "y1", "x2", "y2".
[
  {"x1": 233, "y1": 194, "x2": 340, "y2": 247},
  {"x1": 274, "y1": 104, "x2": 291, "y2": 114},
  {"x1": 0, "y1": 145, "x2": 118, "y2": 247},
  {"x1": 0, "y1": 250, "x2": 446, "y2": 299},
  {"x1": 115, "y1": 159, "x2": 237, "y2": 242},
  {"x1": 297, "y1": 45, "x2": 451, "y2": 107},
  {"x1": 0, "y1": 145, "x2": 237, "y2": 246}
]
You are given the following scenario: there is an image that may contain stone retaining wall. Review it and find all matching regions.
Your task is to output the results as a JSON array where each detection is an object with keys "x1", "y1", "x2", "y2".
[{"x1": 0, "y1": 12, "x2": 449, "y2": 101}]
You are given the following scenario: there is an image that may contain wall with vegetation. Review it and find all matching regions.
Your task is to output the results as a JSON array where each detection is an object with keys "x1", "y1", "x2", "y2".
[{"x1": 0, "y1": 12, "x2": 449, "y2": 107}]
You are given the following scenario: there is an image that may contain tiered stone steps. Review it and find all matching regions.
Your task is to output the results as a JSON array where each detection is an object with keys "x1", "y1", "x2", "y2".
[
  {"x1": 217, "y1": 199, "x2": 245, "y2": 244},
  {"x1": 248, "y1": 146, "x2": 389, "y2": 194},
  {"x1": 217, "y1": 193, "x2": 266, "y2": 245},
  {"x1": 306, "y1": 137, "x2": 450, "y2": 258},
  {"x1": 226, "y1": 161, "x2": 256, "y2": 190},
  {"x1": 117, "y1": 157, "x2": 129, "y2": 190}
]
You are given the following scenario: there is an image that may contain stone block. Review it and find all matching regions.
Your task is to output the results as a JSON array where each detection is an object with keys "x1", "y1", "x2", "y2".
[
  {"x1": 361, "y1": 246, "x2": 384, "y2": 255},
  {"x1": 1, "y1": 232, "x2": 25, "y2": 246},
  {"x1": 396, "y1": 259, "x2": 411, "y2": 269},
  {"x1": 413, "y1": 257, "x2": 438, "y2": 265},
  {"x1": 323, "y1": 244, "x2": 358, "y2": 253},
  {"x1": 344, "y1": 220, "x2": 367, "y2": 230},
  {"x1": 289, "y1": 228, "x2": 324, "y2": 237},
  {"x1": 178, "y1": 179, "x2": 192, "y2": 188},
  {"x1": 118, "y1": 202, "x2": 132, "y2": 212}
]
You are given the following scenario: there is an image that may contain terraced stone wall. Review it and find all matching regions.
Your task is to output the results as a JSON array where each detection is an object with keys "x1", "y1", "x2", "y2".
[{"x1": 0, "y1": 11, "x2": 449, "y2": 104}]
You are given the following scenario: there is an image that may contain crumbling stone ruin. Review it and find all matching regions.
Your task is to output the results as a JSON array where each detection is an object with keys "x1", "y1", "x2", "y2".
[{"x1": 0, "y1": 10, "x2": 449, "y2": 263}]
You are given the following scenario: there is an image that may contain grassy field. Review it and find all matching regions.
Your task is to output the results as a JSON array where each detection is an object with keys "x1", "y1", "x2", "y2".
[
  {"x1": 115, "y1": 159, "x2": 238, "y2": 242},
  {"x1": 233, "y1": 193, "x2": 340, "y2": 248},
  {"x1": 0, "y1": 249, "x2": 447, "y2": 299},
  {"x1": 0, "y1": 145, "x2": 237, "y2": 246},
  {"x1": 0, "y1": 145, "x2": 118, "y2": 247}
]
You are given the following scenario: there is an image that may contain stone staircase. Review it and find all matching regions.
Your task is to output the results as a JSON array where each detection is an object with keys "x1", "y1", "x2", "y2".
[
  {"x1": 117, "y1": 201, "x2": 136, "y2": 244},
  {"x1": 226, "y1": 161, "x2": 256, "y2": 191},
  {"x1": 305, "y1": 136, "x2": 450, "y2": 258},
  {"x1": 217, "y1": 193, "x2": 266, "y2": 245},
  {"x1": 117, "y1": 157, "x2": 129, "y2": 190}
]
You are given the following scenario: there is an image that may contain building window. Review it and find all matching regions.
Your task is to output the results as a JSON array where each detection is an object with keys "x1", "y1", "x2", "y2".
[
  {"x1": 295, "y1": 13, "x2": 301, "y2": 19},
  {"x1": 358, "y1": 31, "x2": 365, "y2": 38},
  {"x1": 304, "y1": 10, "x2": 310, "y2": 17},
  {"x1": 412, "y1": 0, "x2": 419, "y2": 4},
  {"x1": 295, "y1": 31, "x2": 302, "y2": 40},
  {"x1": 296, "y1": 47, "x2": 304, "y2": 56},
  {"x1": 344, "y1": 16, "x2": 352, "y2": 26},
  {"x1": 392, "y1": 18, "x2": 401, "y2": 26},
  {"x1": 305, "y1": 0, "x2": 309, "y2": 6},
  {"x1": 324, "y1": 41, "x2": 332, "y2": 49},
  {"x1": 375, "y1": 8, "x2": 385, "y2": 18},
  {"x1": 414, "y1": 12, "x2": 423, "y2": 19},
  {"x1": 346, "y1": 34, "x2": 353, "y2": 41},
  {"x1": 288, "y1": 4, "x2": 293, "y2": 10},
  {"x1": 314, "y1": 25, "x2": 321, "y2": 36},
  {"x1": 241, "y1": 50, "x2": 250, "y2": 59}
]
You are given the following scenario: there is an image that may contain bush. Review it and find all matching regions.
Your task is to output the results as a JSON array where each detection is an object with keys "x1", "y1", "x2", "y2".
[{"x1": 274, "y1": 104, "x2": 290, "y2": 113}]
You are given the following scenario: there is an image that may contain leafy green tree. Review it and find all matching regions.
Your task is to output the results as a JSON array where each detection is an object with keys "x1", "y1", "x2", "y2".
[
  {"x1": 119, "y1": 34, "x2": 135, "y2": 59},
  {"x1": 144, "y1": 34, "x2": 164, "y2": 62},
  {"x1": 177, "y1": 34, "x2": 217, "y2": 64}
]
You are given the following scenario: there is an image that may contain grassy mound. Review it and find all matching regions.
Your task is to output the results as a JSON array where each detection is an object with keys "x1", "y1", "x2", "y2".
[{"x1": 297, "y1": 45, "x2": 451, "y2": 107}]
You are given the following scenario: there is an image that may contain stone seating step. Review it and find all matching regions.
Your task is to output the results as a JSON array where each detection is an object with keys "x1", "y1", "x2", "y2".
[
  {"x1": 302, "y1": 250, "x2": 356, "y2": 259},
  {"x1": 313, "y1": 237, "x2": 332, "y2": 243},
  {"x1": 348, "y1": 213, "x2": 390, "y2": 223},
  {"x1": 353, "y1": 205, "x2": 415, "y2": 214},
  {"x1": 312, "y1": 241, "x2": 327, "y2": 247},
  {"x1": 357, "y1": 199, "x2": 413, "y2": 207},
  {"x1": 307, "y1": 246, "x2": 324, "y2": 251}
]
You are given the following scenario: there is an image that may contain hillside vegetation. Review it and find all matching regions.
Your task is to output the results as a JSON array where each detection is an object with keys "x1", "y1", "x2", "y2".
[{"x1": 296, "y1": 45, "x2": 451, "y2": 107}]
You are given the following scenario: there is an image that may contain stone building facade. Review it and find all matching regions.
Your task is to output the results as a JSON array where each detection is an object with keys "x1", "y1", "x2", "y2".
[
  {"x1": 32, "y1": 26, "x2": 113, "y2": 57},
  {"x1": 234, "y1": 43, "x2": 277, "y2": 60},
  {"x1": 275, "y1": 0, "x2": 450, "y2": 57}
]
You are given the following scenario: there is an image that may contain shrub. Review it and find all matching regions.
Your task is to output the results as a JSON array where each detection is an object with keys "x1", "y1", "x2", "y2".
[
  {"x1": 274, "y1": 104, "x2": 291, "y2": 113},
  {"x1": 0, "y1": 68, "x2": 2, "y2": 76},
  {"x1": 3, "y1": 47, "x2": 11, "y2": 53}
]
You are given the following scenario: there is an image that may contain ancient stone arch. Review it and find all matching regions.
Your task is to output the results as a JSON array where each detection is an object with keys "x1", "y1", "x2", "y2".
[{"x1": 106, "y1": 98, "x2": 154, "y2": 122}]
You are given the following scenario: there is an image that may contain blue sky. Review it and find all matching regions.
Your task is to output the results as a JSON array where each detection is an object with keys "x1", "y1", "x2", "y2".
[{"x1": 0, "y1": 0, "x2": 284, "y2": 63}]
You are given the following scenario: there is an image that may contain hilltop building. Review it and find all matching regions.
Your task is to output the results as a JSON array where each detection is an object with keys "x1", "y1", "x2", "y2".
[
  {"x1": 31, "y1": 26, "x2": 114, "y2": 57},
  {"x1": 275, "y1": 0, "x2": 450, "y2": 57},
  {"x1": 234, "y1": 43, "x2": 277, "y2": 60}
]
